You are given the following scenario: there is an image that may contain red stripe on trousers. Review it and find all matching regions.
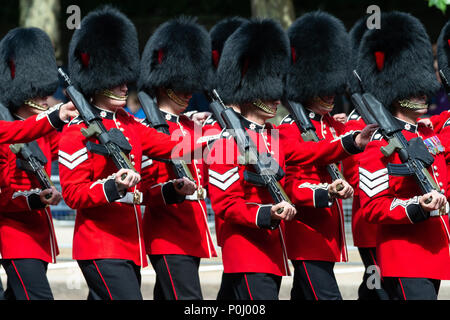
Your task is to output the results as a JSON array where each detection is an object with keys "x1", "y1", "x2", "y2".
[{"x1": 93, "y1": 261, "x2": 113, "y2": 300}]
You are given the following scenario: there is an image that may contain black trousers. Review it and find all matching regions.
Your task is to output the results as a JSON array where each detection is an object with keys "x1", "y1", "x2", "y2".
[
  {"x1": 383, "y1": 277, "x2": 440, "y2": 300},
  {"x1": 78, "y1": 259, "x2": 142, "y2": 300},
  {"x1": 1, "y1": 259, "x2": 53, "y2": 300},
  {"x1": 291, "y1": 260, "x2": 342, "y2": 300},
  {"x1": 357, "y1": 247, "x2": 389, "y2": 300},
  {"x1": 217, "y1": 272, "x2": 282, "y2": 300},
  {"x1": 149, "y1": 254, "x2": 202, "y2": 300}
]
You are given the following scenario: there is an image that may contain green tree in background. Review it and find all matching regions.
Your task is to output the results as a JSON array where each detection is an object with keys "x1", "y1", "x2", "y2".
[
  {"x1": 428, "y1": 0, "x2": 450, "y2": 13},
  {"x1": 250, "y1": 0, "x2": 295, "y2": 28}
]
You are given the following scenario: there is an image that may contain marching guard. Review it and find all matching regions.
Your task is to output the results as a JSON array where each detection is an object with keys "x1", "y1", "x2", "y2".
[
  {"x1": 357, "y1": 11, "x2": 450, "y2": 300},
  {"x1": 207, "y1": 18, "x2": 296, "y2": 300},
  {"x1": 58, "y1": 6, "x2": 201, "y2": 300},
  {"x1": 0, "y1": 27, "x2": 65, "y2": 300},
  {"x1": 278, "y1": 11, "x2": 375, "y2": 300},
  {"x1": 138, "y1": 16, "x2": 217, "y2": 300}
]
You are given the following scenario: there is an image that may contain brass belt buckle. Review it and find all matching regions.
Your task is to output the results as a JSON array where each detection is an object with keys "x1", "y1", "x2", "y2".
[
  {"x1": 133, "y1": 191, "x2": 143, "y2": 204},
  {"x1": 197, "y1": 187, "x2": 205, "y2": 200}
]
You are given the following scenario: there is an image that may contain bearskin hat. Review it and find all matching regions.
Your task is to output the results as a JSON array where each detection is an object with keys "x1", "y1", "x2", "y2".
[
  {"x1": 357, "y1": 11, "x2": 439, "y2": 108},
  {"x1": 0, "y1": 27, "x2": 58, "y2": 111},
  {"x1": 138, "y1": 16, "x2": 212, "y2": 96},
  {"x1": 210, "y1": 16, "x2": 247, "y2": 69},
  {"x1": 215, "y1": 18, "x2": 289, "y2": 105},
  {"x1": 68, "y1": 6, "x2": 139, "y2": 97},
  {"x1": 437, "y1": 20, "x2": 450, "y2": 86},
  {"x1": 285, "y1": 11, "x2": 351, "y2": 104}
]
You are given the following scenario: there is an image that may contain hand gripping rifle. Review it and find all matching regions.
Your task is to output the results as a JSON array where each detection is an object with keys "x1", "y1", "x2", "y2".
[
  {"x1": 351, "y1": 71, "x2": 439, "y2": 204},
  {"x1": 207, "y1": 90, "x2": 292, "y2": 226},
  {"x1": 282, "y1": 99, "x2": 345, "y2": 191},
  {"x1": 0, "y1": 102, "x2": 54, "y2": 199},
  {"x1": 137, "y1": 91, "x2": 195, "y2": 191},
  {"x1": 58, "y1": 68, "x2": 136, "y2": 180}
]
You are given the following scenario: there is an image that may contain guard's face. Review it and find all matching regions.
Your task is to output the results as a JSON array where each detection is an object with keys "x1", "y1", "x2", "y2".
[
  {"x1": 95, "y1": 84, "x2": 129, "y2": 110},
  {"x1": 408, "y1": 95, "x2": 428, "y2": 116},
  {"x1": 309, "y1": 95, "x2": 335, "y2": 115},
  {"x1": 394, "y1": 95, "x2": 428, "y2": 119}
]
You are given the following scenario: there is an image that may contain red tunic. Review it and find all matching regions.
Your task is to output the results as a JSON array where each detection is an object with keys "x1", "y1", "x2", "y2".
[
  {"x1": 207, "y1": 116, "x2": 290, "y2": 276},
  {"x1": 200, "y1": 115, "x2": 225, "y2": 246},
  {"x1": 0, "y1": 129, "x2": 60, "y2": 263},
  {"x1": 343, "y1": 110, "x2": 378, "y2": 248},
  {"x1": 141, "y1": 110, "x2": 217, "y2": 258},
  {"x1": 359, "y1": 119, "x2": 450, "y2": 279}
]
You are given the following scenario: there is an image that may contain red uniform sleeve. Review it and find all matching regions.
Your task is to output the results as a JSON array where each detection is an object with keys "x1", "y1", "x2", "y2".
[
  {"x1": 426, "y1": 110, "x2": 450, "y2": 133},
  {"x1": 287, "y1": 180, "x2": 331, "y2": 209},
  {"x1": 278, "y1": 122, "x2": 362, "y2": 166},
  {"x1": 0, "y1": 105, "x2": 66, "y2": 144},
  {"x1": 134, "y1": 118, "x2": 203, "y2": 161}
]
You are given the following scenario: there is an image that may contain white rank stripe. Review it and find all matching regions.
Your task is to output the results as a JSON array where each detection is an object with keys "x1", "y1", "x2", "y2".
[
  {"x1": 141, "y1": 156, "x2": 153, "y2": 169},
  {"x1": 359, "y1": 167, "x2": 389, "y2": 197},
  {"x1": 208, "y1": 167, "x2": 240, "y2": 191},
  {"x1": 58, "y1": 148, "x2": 88, "y2": 170}
]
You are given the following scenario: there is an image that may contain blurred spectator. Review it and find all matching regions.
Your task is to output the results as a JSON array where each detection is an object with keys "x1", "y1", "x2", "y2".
[
  {"x1": 186, "y1": 91, "x2": 210, "y2": 113},
  {"x1": 125, "y1": 90, "x2": 146, "y2": 119}
]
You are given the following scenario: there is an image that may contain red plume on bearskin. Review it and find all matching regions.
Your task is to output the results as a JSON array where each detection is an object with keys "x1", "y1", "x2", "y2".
[
  {"x1": 68, "y1": 6, "x2": 140, "y2": 97},
  {"x1": 357, "y1": 11, "x2": 439, "y2": 108}
]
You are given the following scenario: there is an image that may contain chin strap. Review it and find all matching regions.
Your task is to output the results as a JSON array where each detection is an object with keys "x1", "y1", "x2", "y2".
[
  {"x1": 101, "y1": 89, "x2": 128, "y2": 101},
  {"x1": 398, "y1": 99, "x2": 428, "y2": 110},
  {"x1": 24, "y1": 100, "x2": 50, "y2": 111},
  {"x1": 252, "y1": 99, "x2": 276, "y2": 115},
  {"x1": 313, "y1": 96, "x2": 334, "y2": 110}
]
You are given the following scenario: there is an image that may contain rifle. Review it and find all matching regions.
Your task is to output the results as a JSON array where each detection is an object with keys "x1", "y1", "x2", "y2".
[
  {"x1": 137, "y1": 91, "x2": 195, "y2": 190},
  {"x1": 351, "y1": 72, "x2": 438, "y2": 203},
  {"x1": 0, "y1": 103, "x2": 54, "y2": 199},
  {"x1": 350, "y1": 70, "x2": 377, "y2": 125},
  {"x1": 207, "y1": 90, "x2": 292, "y2": 225},
  {"x1": 282, "y1": 99, "x2": 345, "y2": 191},
  {"x1": 58, "y1": 68, "x2": 136, "y2": 180}
]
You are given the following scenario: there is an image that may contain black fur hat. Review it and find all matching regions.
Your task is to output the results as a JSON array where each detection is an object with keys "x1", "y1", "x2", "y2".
[
  {"x1": 138, "y1": 16, "x2": 212, "y2": 96},
  {"x1": 68, "y1": 6, "x2": 139, "y2": 97},
  {"x1": 210, "y1": 17, "x2": 247, "y2": 69},
  {"x1": 216, "y1": 18, "x2": 289, "y2": 105},
  {"x1": 0, "y1": 27, "x2": 58, "y2": 111},
  {"x1": 357, "y1": 11, "x2": 439, "y2": 107},
  {"x1": 437, "y1": 20, "x2": 450, "y2": 86},
  {"x1": 285, "y1": 11, "x2": 351, "y2": 104}
]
